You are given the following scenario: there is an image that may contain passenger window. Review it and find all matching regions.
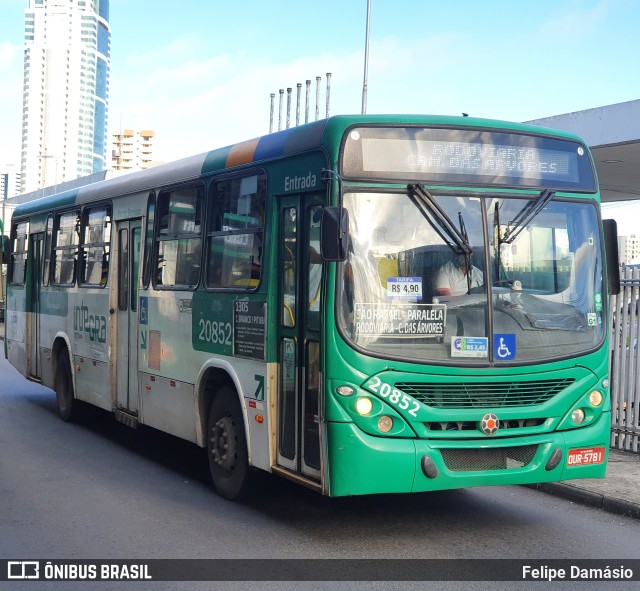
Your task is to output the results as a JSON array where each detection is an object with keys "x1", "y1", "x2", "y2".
[
  {"x1": 43, "y1": 215, "x2": 53, "y2": 286},
  {"x1": 206, "y1": 173, "x2": 266, "y2": 289},
  {"x1": 154, "y1": 186, "x2": 203, "y2": 288},
  {"x1": 53, "y1": 211, "x2": 80, "y2": 286},
  {"x1": 9, "y1": 221, "x2": 29, "y2": 286},
  {"x1": 80, "y1": 205, "x2": 111, "y2": 287},
  {"x1": 142, "y1": 193, "x2": 155, "y2": 289}
]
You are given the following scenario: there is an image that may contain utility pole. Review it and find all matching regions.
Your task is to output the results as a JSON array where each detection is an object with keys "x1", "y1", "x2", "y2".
[{"x1": 361, "y1": 0, "x2": 371, "y2": 114}]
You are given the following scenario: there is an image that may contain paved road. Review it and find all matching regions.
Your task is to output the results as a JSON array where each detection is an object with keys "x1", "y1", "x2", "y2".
[{"x1": 1, "y1": 351, "x2": 639, "y2": 591}]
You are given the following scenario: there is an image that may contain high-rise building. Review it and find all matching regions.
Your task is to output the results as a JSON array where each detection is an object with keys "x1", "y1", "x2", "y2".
[
  {"x1": 618, "y1": 234, "x2": 640, "y2": 266},
  {"x1": 1, "y1": 165, "x2": 22, "y2": 202},
  {"x1": 20, "y1": 0, "x2": 111, "y2": 193},
  {"x1": 110, "y1": 129, "x2": 157, "y2": 172}
]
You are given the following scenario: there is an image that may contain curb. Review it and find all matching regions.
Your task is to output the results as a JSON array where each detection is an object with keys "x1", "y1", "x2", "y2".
[{"x1": 530, "y1": 482, "x2": 640, "y2": 520}]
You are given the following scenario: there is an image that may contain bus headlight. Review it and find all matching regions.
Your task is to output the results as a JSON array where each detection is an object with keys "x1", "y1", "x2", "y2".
[
  {"x1": 377, "y1": 416, "x2": 393, "y2": 433},
  {"x1": 356, "y1": 397, "x2": 373, "y2": 416},
  {"x1": 571, "y1": 409, "x2": 585, "y2": 424},
  {"x1": 589, "y1": 390, "x2": 603, "y2": 407}
]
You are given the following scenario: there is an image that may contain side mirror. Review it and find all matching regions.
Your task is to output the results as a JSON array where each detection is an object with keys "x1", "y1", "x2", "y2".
[
  {"x1": 603, "y1": 219, "x2": 620, "y2": 295},
  {"x1": 320, "y1": 207, "x2": 349, "y2": 262}
]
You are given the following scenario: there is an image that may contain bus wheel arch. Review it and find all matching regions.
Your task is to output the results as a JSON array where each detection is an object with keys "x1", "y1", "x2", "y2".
[{"x1": 197, "y1": 367, "x2": 235, "y2": 445}]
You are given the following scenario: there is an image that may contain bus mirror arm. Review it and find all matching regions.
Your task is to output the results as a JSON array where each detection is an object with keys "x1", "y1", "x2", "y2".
[{"x1": 320, "y1": 169, "x2": 349, "y2": 262}]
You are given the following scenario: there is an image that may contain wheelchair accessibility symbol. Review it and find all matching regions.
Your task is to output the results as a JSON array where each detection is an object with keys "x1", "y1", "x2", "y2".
[{"x1": 494, "y1": 334, "x2": 516, "y2": 360}]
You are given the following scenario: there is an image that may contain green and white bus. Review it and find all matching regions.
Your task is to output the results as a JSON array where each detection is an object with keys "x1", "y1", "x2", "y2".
[{"x1": 4, "y1": 115, "x2": 620, "y2": 500}]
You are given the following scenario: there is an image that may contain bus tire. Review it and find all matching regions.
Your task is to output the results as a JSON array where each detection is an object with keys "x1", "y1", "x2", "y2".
[
  {"x1": 207, "y1": 386, "x2": 254, "y2": 501},
  {"x1": 54, "y1": 351, "x2": 83, "y2": 422}
]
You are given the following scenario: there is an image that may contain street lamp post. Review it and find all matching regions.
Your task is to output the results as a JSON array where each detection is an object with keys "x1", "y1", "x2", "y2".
[{"x1": 361, "y1": 0, "x2": 371, "y2": 115}]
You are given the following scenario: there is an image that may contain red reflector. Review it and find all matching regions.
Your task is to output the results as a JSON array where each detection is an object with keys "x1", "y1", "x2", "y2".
[
  {"x1": 567, "y1": 446, "x2": 606, "y2": 466},
  {"x1": 249, "y1": 400, "x2": 256, "y2": 408},
  {"x1": 150, "y1": 375, "x2": 156, "y2": 382},
  {"x1": 170, "y1": 380, "x2": 176, "y2": 387}
]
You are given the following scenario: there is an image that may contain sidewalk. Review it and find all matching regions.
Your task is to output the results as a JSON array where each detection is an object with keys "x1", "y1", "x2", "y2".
[
  {"x1": 0, "y1": 319, "x2": 638, "y2": 519},
  {"x1": 532, "y1": 448, "x2": 640, "y2": 519}
]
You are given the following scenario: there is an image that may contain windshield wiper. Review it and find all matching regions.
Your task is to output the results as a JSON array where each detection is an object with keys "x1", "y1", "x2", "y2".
[
  {"x1": 407, "y1": 184, "x2": 473, "y2": 256},
  {"x1": 501, "y1": 189, "x2": 555, "y2": 244}
]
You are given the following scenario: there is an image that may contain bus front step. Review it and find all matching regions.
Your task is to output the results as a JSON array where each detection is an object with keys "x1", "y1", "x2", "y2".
[{"x1": 114, "y1": 409, "x2": 138, "y2": 429}]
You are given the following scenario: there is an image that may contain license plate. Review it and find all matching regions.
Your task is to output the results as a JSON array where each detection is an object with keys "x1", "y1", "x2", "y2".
[{"x1": 567, "y1": 446, "x2": 606, "y2": 466}]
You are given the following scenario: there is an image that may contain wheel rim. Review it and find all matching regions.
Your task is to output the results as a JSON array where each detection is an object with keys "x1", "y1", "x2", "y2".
[{"x1": 210, "y1": 415, "x2": 237, "y2": 473}]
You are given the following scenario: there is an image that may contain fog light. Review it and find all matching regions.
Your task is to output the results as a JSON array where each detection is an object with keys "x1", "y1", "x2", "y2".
[
  {"x1": 378, "y1": 416, "x2": 393, "y2": 433},
  {"x1": 545, "y1": 447, "x2": 563, "y2": 471},
  {"x1": 589, "y1": 390, "x2": 603, "y2": 407},
  {"x1": 421, "y1": 455, "x2": 438, "y2": 479},
  {"x1": 571, "y1": 409, "x2": 585, "y2": 424},
  {"x1": 337, "y1": 385, "x2": 354, "y2": 397},
  {"x1": 356, "y1": 397, "x2": 373, "y2": 415}
]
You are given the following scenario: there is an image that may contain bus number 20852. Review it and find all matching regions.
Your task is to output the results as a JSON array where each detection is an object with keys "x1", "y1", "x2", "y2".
[{"x1": 198, "y1": 319, "x2": 233, "y2": 345}]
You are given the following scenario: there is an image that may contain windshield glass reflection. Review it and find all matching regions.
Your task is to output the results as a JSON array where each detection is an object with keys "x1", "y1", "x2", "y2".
[{"x1": 337, "y1": 191, "x2": 604, "y2": 365}]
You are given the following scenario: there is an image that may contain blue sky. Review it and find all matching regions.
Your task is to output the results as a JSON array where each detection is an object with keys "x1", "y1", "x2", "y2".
[{"x1": 1, "y1": 0, "x2": 639, "y2": 232}]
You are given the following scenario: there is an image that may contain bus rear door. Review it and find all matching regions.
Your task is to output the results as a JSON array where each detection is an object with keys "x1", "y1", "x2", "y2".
[
  {"x1": 27, "y1": 232, "x2": 44, "y2": 380},
  {"x1": 114, "y1": 219, "x2": 142, "y2": 416}
]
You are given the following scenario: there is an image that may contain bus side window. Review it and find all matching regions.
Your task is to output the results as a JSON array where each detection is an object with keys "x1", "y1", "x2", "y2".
[
  {"x1": 205, "y1": 173, "x2": 266, "y2": 289},
  {"x1": 142, "y1": 193, "x2": 155, "y2": 289},
  {"x1": 154, "y1": 185, "x2": 203, "y2": 289},
  {"x1": 43, "y1": 215, "x2": 53, "y2": 286},
  {"x1": 53, "y1": 211, "x2": 80, "y2": 286},
  {"x1": 9, "y1": 221, "x2": 29, "y2": 286},
  {"x1": 80, "y1": 204, "x2": 111, "y2": 287}
]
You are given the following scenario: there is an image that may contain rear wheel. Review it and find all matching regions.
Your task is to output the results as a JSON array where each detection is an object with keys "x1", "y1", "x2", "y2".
[
  {"x1": 54, "y1": 351, "x2": 84, "y2": 422},
  {"x1": 207, "y1": 387, "x2": 254, "y2": 501}
]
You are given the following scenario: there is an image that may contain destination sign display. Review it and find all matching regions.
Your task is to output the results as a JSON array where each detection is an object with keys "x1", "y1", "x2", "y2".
[
  {"x1": 342, "y1": 126, "x2": 596, "y2": 191},
  {"x1": 354, "y1": 302, "x2": 446, "y2": 338}
]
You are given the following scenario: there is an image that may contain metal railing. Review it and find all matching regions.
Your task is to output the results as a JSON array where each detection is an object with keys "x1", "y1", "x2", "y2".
[{"x1": 610, "y1": 267, "x2": 640, "y2": 452}]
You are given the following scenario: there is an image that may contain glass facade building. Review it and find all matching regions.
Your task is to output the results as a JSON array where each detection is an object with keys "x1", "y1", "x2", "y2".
[{"x1": 20, "y1": 0, "x2": 111, "y2": 193}]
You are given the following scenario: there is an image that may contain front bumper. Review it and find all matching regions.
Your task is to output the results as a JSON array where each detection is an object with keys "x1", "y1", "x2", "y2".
[{"x1": 326, "y1": 411, "x2": 610, "y2": 497}]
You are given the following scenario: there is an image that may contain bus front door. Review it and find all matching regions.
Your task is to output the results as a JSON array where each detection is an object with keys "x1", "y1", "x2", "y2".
[
  {"x1": 115, "y1": 219, "x2": 142, "y2": 414},
  {"x1": 277, "y1": 196, "x2": 323, "y2": 483},
  {"x1": 27, "y1": 232, "x2": 44, "y2": 379}
]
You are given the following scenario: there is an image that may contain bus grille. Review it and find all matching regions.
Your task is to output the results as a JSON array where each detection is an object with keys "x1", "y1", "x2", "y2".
[
  {"x1": 440, "y1": 445, "x2": 538, "y2": 472},
  {"x1": 424, "y1": 417, "x2": 545, "y2": 431},
  {"x1": 395, "y1": 379, "x2": 574, "y2": 408}
]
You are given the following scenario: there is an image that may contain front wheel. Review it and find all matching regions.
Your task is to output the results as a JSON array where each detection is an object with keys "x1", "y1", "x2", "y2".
[
  {"x1": 54, "y1": 351, "x2": 84, "y2": 422},
  {"x1": 207, "y1": 387, "x2": 254, "y2": 501}
]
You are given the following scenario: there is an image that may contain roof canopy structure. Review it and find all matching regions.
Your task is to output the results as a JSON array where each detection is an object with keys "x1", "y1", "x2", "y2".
[{"x1": 527, "y1": 99, "x2": 640, "y2": 203}]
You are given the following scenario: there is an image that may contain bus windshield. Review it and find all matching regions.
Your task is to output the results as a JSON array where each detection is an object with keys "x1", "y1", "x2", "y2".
[{"x1": 337, "y1": 190, "x2": 605, "y2": 364}]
